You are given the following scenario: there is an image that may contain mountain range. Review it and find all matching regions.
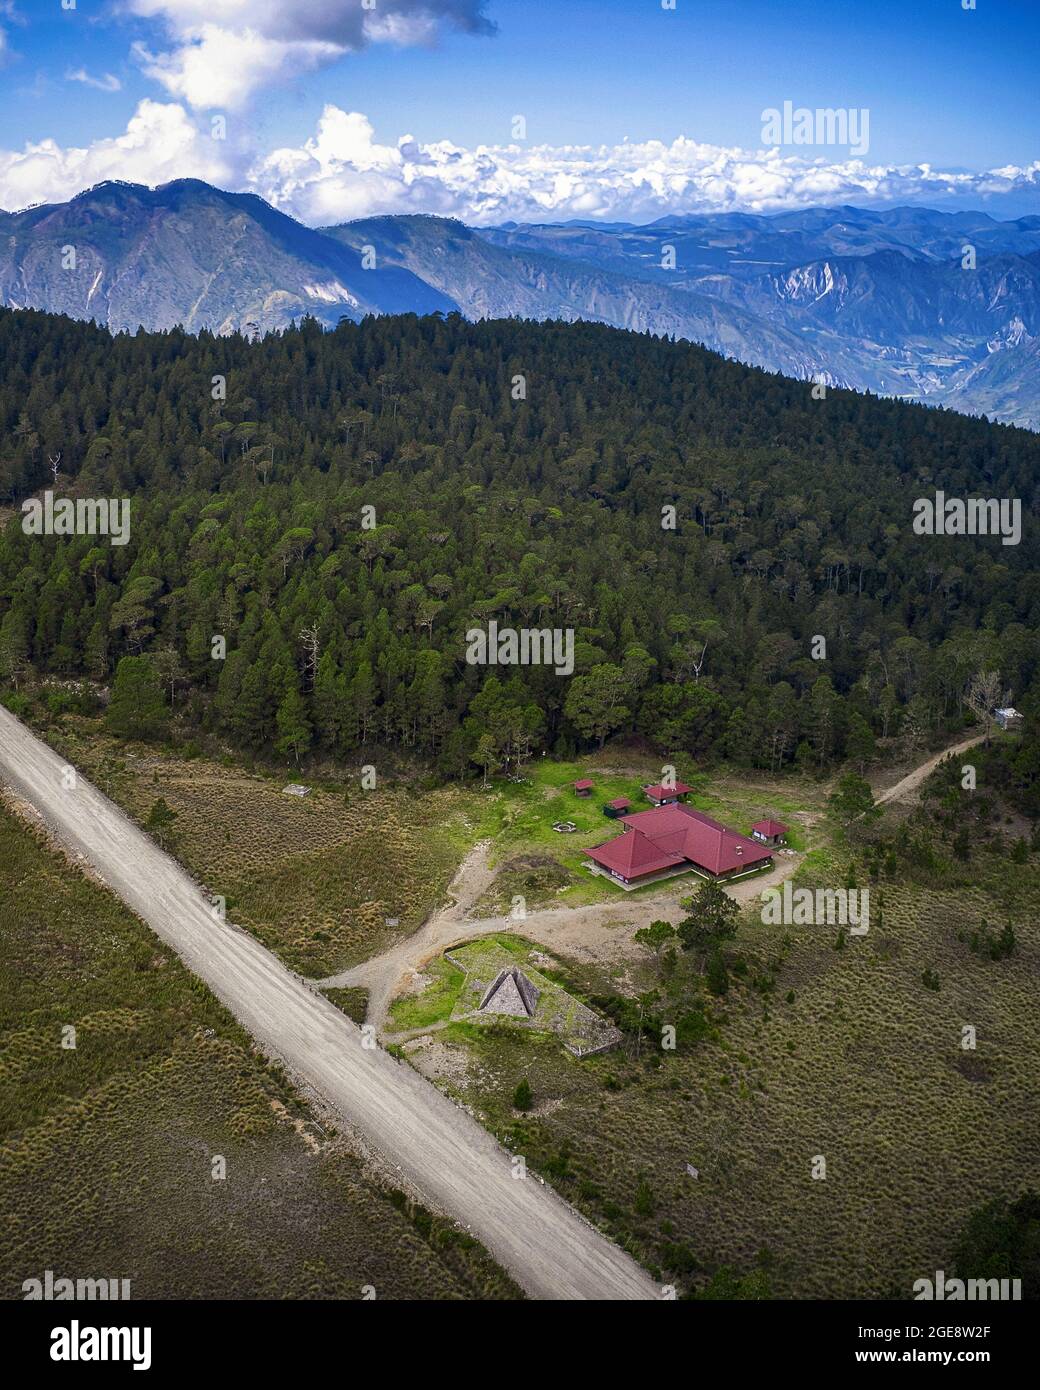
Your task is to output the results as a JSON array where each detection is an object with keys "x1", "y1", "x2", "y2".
[{"x1": 3, "y1": 179, "x2": 1038, "y2": 429}]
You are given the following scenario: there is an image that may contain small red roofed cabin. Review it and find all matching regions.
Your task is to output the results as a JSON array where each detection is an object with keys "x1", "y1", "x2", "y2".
[
  {"x1": 751, "y1": 818, "x2": 788, "y2": 846},
  {"x1": 573, "y1": 778, "x2": 594, "y2": 797},
  {"x1": 643, "y1": 781, "x2": 691, "y2": 807}
]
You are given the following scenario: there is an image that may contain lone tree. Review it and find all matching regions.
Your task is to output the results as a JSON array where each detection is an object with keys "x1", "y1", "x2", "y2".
[
  {"x1": 706, "y1": 950, "x2": 730, "y2": 997},
  {"x1": 512, "y1": 1078, "x2": 533, "y2": 1112},
  {"x1": 828, "y1": 771, "x2": 879, "y2": 828},
  {"x1": 634, "y1": 919, "x2": 677, "y2": 974},
  {"x1": 677, "y1": 878, "x2": 738, "y2": 956},
  {"x1": 145, "y1": 797, "x2": 178, "y2": 848}
]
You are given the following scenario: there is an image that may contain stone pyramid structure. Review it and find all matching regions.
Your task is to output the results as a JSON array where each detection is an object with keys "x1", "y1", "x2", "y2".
[{"x1": 478, "y1": 967, "x2": 540, "y2": 1018}]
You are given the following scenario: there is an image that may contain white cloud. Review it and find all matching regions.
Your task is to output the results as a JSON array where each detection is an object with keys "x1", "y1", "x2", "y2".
[
  {"x1": 132, "y1": 27, "x2": 340, "y2": 111},
  {"x1": 0, "y1": 100, "x2": 230, "y2": 211},
  {"x1": 0, "y1": 0, "x2": 24, "y2": 61},
  {"x1": 66, "y1": 68, "x2": 123, "y2": 93},
  {"x1": 1, "y1": 99, "x2": 1037, "y2": 226},
  {"x1": 126, "y1": 0, "x2": 494, "y2": 109},
  {"x1": 248, "y1": 107, "x2": 1040, "y2": 226}
]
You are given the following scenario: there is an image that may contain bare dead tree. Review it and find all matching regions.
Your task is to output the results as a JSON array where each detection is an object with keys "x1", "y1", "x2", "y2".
[
  {"x1": 299, "y1": 624, "x2": 321, "y2": 691},
  {"x1": 963, "y1": 669, "x2": 1003, "y2": 745},
  {"x1": 48, "y1": 451, "x2": 61, "y2": 485}
]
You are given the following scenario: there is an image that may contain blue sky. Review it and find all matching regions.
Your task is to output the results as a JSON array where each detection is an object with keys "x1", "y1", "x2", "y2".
[{"x1": 0, "y1": 0, "x2": 1037, "y2": 222}]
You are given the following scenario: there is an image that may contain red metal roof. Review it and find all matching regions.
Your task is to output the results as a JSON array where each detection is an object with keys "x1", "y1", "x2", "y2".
[
  {"x1": 607, "y1": 797, "x2": 631, "y2": 809},
  {"x1": 585, "y1": 828, "x2": 685, "y2": 879},
  {"x1": 644, "y1": 781, "x2": 692, "y2": 800},
  {"x1": 573, "y1": 778, "x2": 594, "y2": 790},
  {"x1": 752, "y1": 818, "x2": 788, "y2": 836},
  {"x1": 593, "y1": 804, "x2": 771, "y2": 879}
]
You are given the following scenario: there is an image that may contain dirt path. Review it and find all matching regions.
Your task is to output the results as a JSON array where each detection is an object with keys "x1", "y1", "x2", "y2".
[
  {"x1": 873, "y1": 733, "x2": 986, "y2": 806},
  {"x1": 323, "y1": 844, "x2": 804, "y2": 1030},
  {"x1": 337, "y1": 730, "x2": 989, "y2": 1030},
  {"x1": 0, "y1": 705, "x2": 658, "y2": 1301}
]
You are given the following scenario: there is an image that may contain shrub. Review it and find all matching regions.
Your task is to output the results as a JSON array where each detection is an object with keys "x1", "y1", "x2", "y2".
[
  {"x1": 634, "y1": 1176, "x2": 655, "y2": 1217},
  {"x1": 706, "y1": 951, "x2": 729, "y2": 996},
  {"x1": 512, "y1": 1078, "x2": 533, "y2": 1112}
]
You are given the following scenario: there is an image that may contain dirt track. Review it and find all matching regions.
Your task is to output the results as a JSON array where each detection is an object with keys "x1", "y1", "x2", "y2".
[
  {"x1": 873, "y1": 734, "x2": 986, "y2": 806},
  {"x1": 333, "y1": 729, "x2": 988, "y2": 1029},
  {"x1": 324, "y1": 841, "x2": 805, "y2": 1029},
  {"x1": 0, "y1": 704, "x2": 658, "y2": 1301}
]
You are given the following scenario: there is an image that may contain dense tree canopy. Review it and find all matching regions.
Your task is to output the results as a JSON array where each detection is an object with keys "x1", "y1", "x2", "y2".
[{"x1": 1, "y1": 306, "x2": 1039, "y2": 775}]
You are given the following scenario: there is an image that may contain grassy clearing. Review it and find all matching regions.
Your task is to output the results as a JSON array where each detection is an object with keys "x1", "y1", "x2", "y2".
[
  {"x1": 25, "y1": 721, "x2": 822, "y2": 987},
  {"x1": 0, "y1": 800, "x2": 520, "y2": 1300},
  {"x1": 435, "y1": 937, "x2": 622, "y2": 1055},
  {"x1": 388, "y1": 959, "x2": 466, "y2": 1032},
  {"x1": 471, "y1": 752, "x2": 821, "y2": 913}
]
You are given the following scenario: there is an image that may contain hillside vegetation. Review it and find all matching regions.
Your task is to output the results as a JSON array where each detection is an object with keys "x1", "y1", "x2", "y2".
[
  {"x1": 0, "y1": 800, "x2": 518, "y2": 1300},
  {"x1": 1, "y1": 308, "x2": 1039, "y2": 785}
]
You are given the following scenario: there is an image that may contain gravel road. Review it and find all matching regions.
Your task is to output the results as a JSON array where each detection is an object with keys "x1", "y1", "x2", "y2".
[{"x1": 0, "y1": 704, "x2": 659, "y2": 1301}]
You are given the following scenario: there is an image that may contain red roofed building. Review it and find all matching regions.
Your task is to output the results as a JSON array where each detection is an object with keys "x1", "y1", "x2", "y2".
[
  {"x1": 751, "y1": 818, "x2": 788, "y2": 846},
  {"x1": 643, "y1": 780, "x2": 692, "y2": 807},
  {"x1": 573, "y1": 778, "x2": 594, "y2": 797},
  {"x1": 586, "y1": 804, "x2": 773, "y2": 887},
  {"x1": 585, "y1": 825, "x2": 686, "y2": 883}
]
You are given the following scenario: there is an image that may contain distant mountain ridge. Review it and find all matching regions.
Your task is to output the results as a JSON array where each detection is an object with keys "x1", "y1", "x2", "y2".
[
  {"x1": 2, "y1": 180, "x2": 1038, "y2": 428},
  {"x1": 0, "y1": 179, "x2": 455, "y2": 335}
]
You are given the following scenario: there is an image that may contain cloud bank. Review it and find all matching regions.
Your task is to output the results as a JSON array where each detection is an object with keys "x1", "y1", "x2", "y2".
[
  {"x1": 249, "y1": 106, "x2": 1040, "y2": 225},
  {"x1": 1, "y1": 100, "x2": 1037, "y2": 225}
]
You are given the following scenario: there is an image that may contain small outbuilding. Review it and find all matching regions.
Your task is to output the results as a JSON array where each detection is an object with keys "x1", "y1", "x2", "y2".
[
  {"x1": 604, "y1": 797, "x2": 631, "y2": 818},
  {"x1": 994, "y1": 707, "x2": 1024, "y2": 731},
  {"x1": 643, "y1": 781, "x2": 691, "y2": 807},
  {"x1": 573, "y1": 778, "x2": 594, "y2": 797},
  {"x1": 751, "y1": 818, "x2": 788, "y2": 846}
]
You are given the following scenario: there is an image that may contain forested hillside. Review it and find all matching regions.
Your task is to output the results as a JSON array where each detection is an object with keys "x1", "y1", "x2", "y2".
[{"x1": 1, "y1": 306, "x2": 1038, "y2": 779}]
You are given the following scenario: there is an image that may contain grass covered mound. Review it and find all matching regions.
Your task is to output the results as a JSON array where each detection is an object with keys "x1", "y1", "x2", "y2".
[{"x1": 444, "y1": 937, "x2": 622, "y2": 1056}]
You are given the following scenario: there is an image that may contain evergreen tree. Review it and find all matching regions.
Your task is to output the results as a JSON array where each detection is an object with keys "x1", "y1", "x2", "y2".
[
  {"x1": 564, "y1": 664, "x2": 630, "y2": 748},
  {"x1": 275, "y1": 685, "x2": 312, "y2": 765},
  {"x1": 677, "y1": 878, "x2": 739, "y2": 954},
  {"x1": 512, "y1": 1078, "x2": 533, "y2": 1112},
  {"x1": 106, "y1": 656, "x2": 168, "y2": 741}
]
